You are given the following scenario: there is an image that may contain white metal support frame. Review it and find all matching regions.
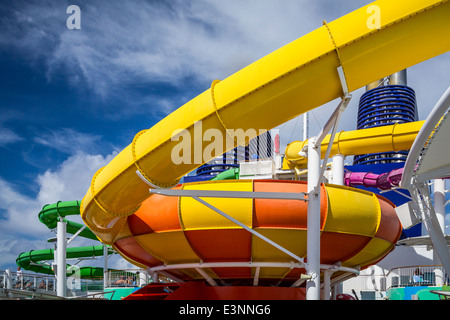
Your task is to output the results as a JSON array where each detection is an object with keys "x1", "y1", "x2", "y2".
[
  {"x1": 329, "y1": 154, "x2": 345, "y2": 299},
  {"x1": 66, "y1": 225, "x2": 86, "y2": 246},
  {"x1": 331, "y1": 154, "x2": 345, "y2": 185},
  {"x1": 306, "y1": 136, "x2": 321, "y2": 299},
  {"x1": 315, "y1": 94, "x2": 352, "y2": 188},
  {"x1": 146, "y1": 181, "x2": 315, "y2": 287},
  {"x1": 195, "y1": 267, "x2": 218, "y2": 286},
  {"x1": 150, "y1": 188, "x2": 308, "y2": 265},
  {"x1": 411, "y1": 183, "x2": 450, "y2": 273},
  {"x1": 54, "y1": 217, "x2": 111, "y2": 297},
  {"x1": 304, "y1": 66, "x2": 352, "y2": 300},
  {"x1": 147, "y1": 261, "x2": 358, "y2": 283},
  {"x1": 400, "y1": 86, "x2": 450, "y2": 277},
  {"x1": 139, "y1": 66, "x2": 357, "y2": 299},
  {"x1": 142, "y1": 171, "x2": 360, "y2": 291},
  {"x1": 433, "y1": 179, "x2": 446, "y2": 286}
]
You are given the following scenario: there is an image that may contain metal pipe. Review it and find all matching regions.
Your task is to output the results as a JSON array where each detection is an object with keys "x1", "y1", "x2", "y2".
[
  {"x1": 332, "y1": 155, "x2": 345, "y2": 185},
  {"x1": 103, "y1": 244, "x2": 108, "y2": 289},
  {"x1": 192, "y1": 196, "x2": 305, "y2": 264},
  {"x1": 323, "y1": 269, "x2": 333, "y2": 300},
  {"x1": 365, "y1": 79, "x2": 384, "y2": 91},
  {"x1": 433, "y1": 179, "x2": 446, "y2": 286},
  {"x1": 331, "y1": 154, "x2": 344, "y2": 299},
  {"x1": 306, "y1": 137, "x2": 321, "y2": 300},
  {"x1": 389, "y1": 69, "x2": 407, "y2": 86},
  {"x1": 5, "y1": 269, "x2": 12, "y2": 298},
  {"x1": 56, "y1": 220, "x2": 67, "y2": 297}
]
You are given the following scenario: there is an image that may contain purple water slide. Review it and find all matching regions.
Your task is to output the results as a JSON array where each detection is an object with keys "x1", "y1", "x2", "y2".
[{"x1": 344, "y1": 168, "x2": 404, "y2": 190}]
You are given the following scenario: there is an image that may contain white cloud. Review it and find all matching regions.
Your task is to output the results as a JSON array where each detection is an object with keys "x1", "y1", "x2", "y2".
[
  {"x1": 37, "y1": 151, "x2": 116, "y2": 204},
  {"x1": 0, "y1": 151, "x2": 116, "y2": 269},
  {"x1": 33, "y1": 128, "x2": 103, "y2": 155},
  {"x1": 0, "y1": 127, "x2": 24, "y2": 147},
  {"x1": 4, "y1": 0, "x2": 446, "y2": 124},
  {"x1": 0, "y1": 0, "x2": 371, "y2": 116}
]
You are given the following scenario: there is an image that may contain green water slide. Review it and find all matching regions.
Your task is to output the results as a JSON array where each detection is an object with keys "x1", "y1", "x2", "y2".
[
  {"x1": 16, "y1": 201, "x2": 115, "y2": 278},
  {"x1": 210, "y1": 167, "x2": 240, "y2": 181}
]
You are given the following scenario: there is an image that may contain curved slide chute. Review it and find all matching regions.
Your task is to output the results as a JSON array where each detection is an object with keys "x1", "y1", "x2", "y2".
[
  {"x1": 38, "y1": 201, "x2": 98, "y2": 241},
  {"x1": 114, "y1": 180, "x2": 401, "y2": 281},
  {"x1": 16, "y1": 201, "x2": 114, "y2": 278},
  {"x1": 344, "y1": 168, "x2": 404, "y2": 190},
  {"x1": 283, "y1": 120, "x2": 424, "y2": 169},
  {"x1": 77, "y1": 0, "x2": 450, "y2": 281},
  {"x1": 80, "y1": 0, "x2": 449, "y2": 244}
]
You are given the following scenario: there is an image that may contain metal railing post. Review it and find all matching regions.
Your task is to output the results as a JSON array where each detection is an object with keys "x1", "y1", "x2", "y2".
[
  {"x1": 433, "y1": 179, "x2": 446, "y2": 286},
  {"x1": 306, "y1": 136, "x2": 321, "y2": 300}
]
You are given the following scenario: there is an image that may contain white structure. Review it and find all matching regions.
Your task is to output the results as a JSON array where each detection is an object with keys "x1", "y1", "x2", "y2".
[{"x1": 342, "y1": 86, "x2": 450, "y2": 299}]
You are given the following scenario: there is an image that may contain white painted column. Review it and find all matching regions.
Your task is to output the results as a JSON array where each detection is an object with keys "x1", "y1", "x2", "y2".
[
  {"x1": 332, "y1": 154, "x2": 345, "y2": 185},
  {"x1": 331, "y1": 154, "x2": 345, "y2": 299},
  {"x1": 103, "y1": 244, "x2": 108, "y2": 289},
  {"x1": 433, "y1": 179, "x2": 446, "y2": 286},
  {"x1": 56, "y1": 219, "x2": 67, "y2": 297},
  {"x1": 153, "y1": 272, "x2": 159, "y2": 283},
  {"x1": 323, "y1": 269, "x2": 333, "y2": 300},
  {"x1": 5, "y1": 269, "x2": 12, "y2": 298},
  {"x1": 306, "y1": 137, "x2": 321, "y2": 300}
]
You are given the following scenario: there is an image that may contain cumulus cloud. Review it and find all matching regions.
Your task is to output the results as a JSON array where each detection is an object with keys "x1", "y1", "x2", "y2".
[
  {"x1": 0, "y1": 0, "x2": 370, "y2": 118},
  {"x1": 0, "y1": 151, "x2": 116, "y2": 269},
  {"x1": 36, "y1": 151, "x2": 116, "y2": 204},
  {"x1": 6, "y1": 0, "x2": 446, "y2": 131}
]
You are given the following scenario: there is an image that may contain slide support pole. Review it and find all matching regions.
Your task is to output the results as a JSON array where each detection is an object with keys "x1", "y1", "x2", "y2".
[
  {"x1": 306, "y1": 136, "x2": 321, "y2": 300},
  {"x1": 433, "y1": 179, "x2": 446, "y2": 286},
  {"x1": 56, "y1": 219, "x2": 67, "y2": 297}
]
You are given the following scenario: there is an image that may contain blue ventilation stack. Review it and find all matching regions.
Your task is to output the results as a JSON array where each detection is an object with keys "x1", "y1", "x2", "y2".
[{"x1": 353, "y1": 70, "x2": 418, "y2": 165}]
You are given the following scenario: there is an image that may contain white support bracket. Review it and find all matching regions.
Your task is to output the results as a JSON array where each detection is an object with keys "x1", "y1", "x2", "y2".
[
  {"x1": 253, "y1": 266, "x2": 261, "y2": 286},
  {"x1": 195, "y1": 267, "x2": 218, "y2": 286},
  {"x1": 192, "y1": 196, "x2": 305, "y2": 264},
  {"x1": 66, "y1": 225, "x2": 87, "y2": 246},
  {"x1": 411, "y1": 182, "x2": 450, "y2": 275},
  {"x1": 136, "y1": 170, "x2": 164, "y2": 189},
  {"x1": 150, "y1": 188, "x2": 307, "y2": 201},
  {"x1": 148, "y1": 187, "x2": 307, "y2": 265},
  {"x1": 305, "y1": 67, "x2": 351, "y2": 300},
  {"x1": 303, "y1": 67, "x2": 351, "y2": 192},
  {"x1": 290, "y1": 273, "x2": 313, "y2": 288},
  {"x1": 379, "y1": 187, "x2": 413, "y2": 201}
]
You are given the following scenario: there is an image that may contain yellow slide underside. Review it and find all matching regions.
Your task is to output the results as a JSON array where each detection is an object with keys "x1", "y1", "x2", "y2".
[{"x1": 81, "y1": 0, "x2": 450, "y2": 244}]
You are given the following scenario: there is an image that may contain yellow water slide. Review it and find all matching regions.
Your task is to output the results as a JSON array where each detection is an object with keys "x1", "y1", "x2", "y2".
[
  {"x1": 283, "y1": 120, "x2": 425, "y2": 169},
  {"x1": 81, "y1": 0, "x2": 450, "y2": 244}
]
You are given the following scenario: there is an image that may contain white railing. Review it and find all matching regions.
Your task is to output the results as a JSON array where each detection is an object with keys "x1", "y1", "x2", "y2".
[
  {"x1": 106, "y1": 269, "x2": 151, "y2": 288},
  {"x1": 0, "y1": 271, "x2": 56, "y2": 291},
  {"x1": 386, "y1": 265, "x2": 449, "y2": 288},
  {"x1": 1, "y1": 270, "x2": 56, "y2": 292},
  {"x1": 1, "y1": 268, "x2": 152, "y2": 295},
  {"x1": 342, "y1": 265, "x2": 449, "y2": 299}
]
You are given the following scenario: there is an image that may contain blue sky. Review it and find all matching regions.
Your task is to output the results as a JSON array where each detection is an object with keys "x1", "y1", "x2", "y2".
[{"x1": 0, "y1": 0, "x2": 449, "y2": 271}]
